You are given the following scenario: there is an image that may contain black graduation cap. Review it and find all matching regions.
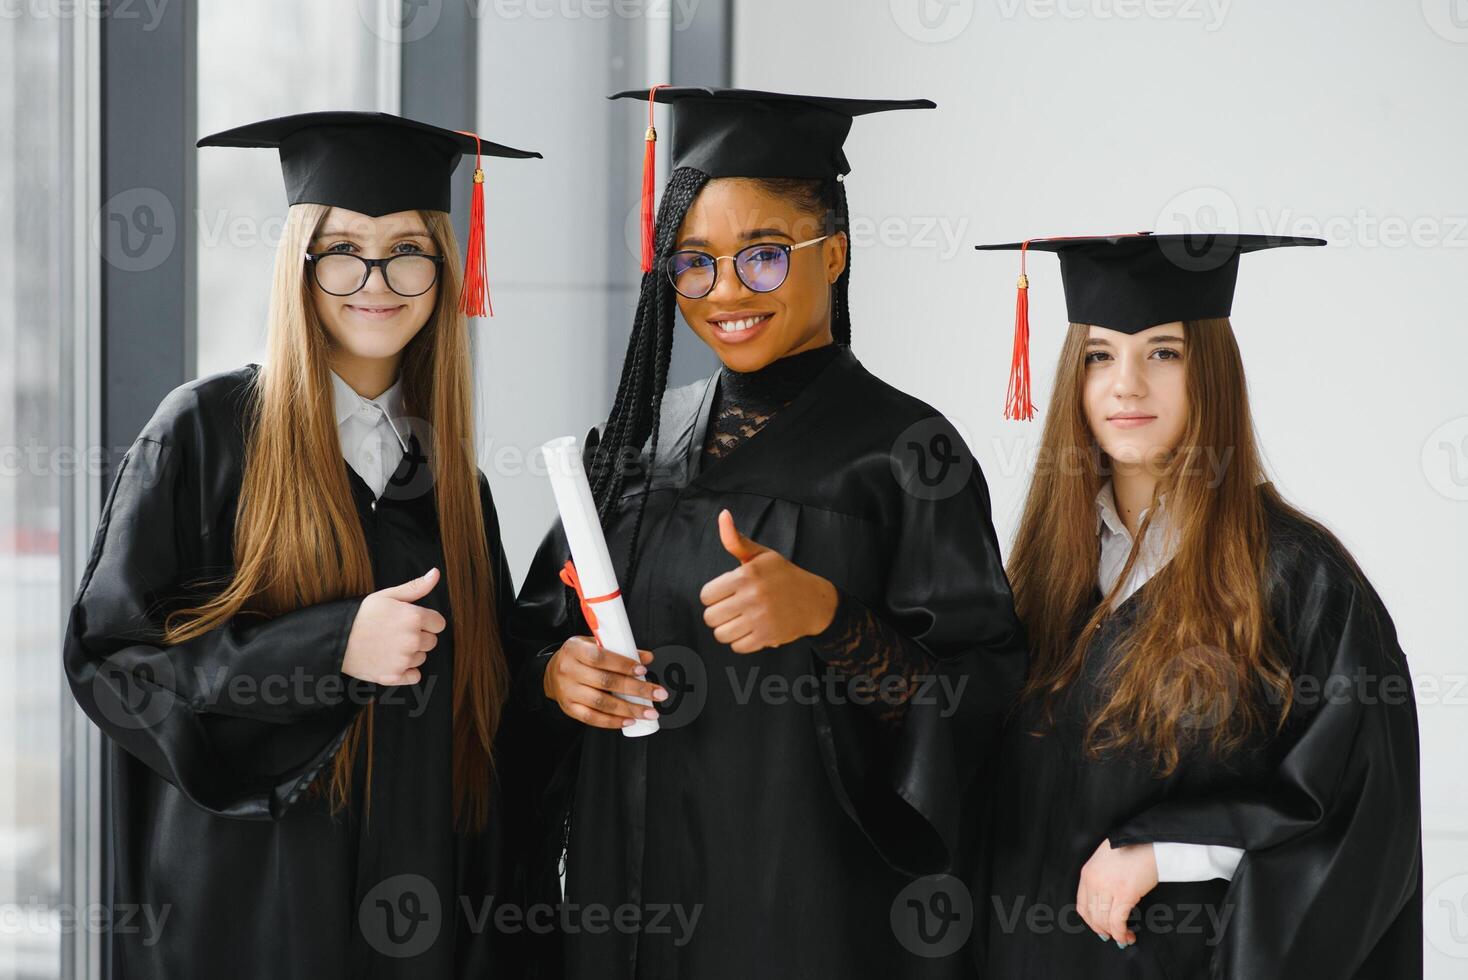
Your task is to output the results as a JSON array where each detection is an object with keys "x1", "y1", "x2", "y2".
[
  {"x1": 608, "y1": 86, "x2": 935, "y2": 271},
  {"x1": 974, "y1": 232, "x2": 1326, "y2": 420},
  {"x1": 197, "y1": 111, "x2": 541, "y2": 317}
]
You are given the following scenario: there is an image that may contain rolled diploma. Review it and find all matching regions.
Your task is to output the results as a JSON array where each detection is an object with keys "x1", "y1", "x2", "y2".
[{"x1": 540, "y1": 436, "x2": 658, "y2": 737}]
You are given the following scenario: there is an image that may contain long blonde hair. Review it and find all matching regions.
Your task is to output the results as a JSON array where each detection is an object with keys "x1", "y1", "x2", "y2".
[
  {"x1": 1007, "y1": 318, "x2": 1306, "y2": 775},
  {"x1": 164, "y1": 203, "x2": 507, "y2": 831}
]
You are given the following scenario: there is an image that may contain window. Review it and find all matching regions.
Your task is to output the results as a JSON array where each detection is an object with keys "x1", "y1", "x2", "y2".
[{"x1": 195, "y1": 0, "x2": 390, "y2": 378}]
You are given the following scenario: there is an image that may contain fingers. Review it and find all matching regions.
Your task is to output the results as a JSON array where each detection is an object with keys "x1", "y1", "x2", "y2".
[
  {"x1": 414, "y1": 606, "x2": 448, "y2": 634},
  {"x1": 698, "y1": 568, "x2": 741, "y2": 606},
  {"x1": 561, "y1": 700, "x2": 634, "y2": 730},
  {"x1": 711, "y1": 615, "x2": 754, "y2": 646},
  {"x1": 701, "y1": 594, "x2": 746, "y2": 629},
  {"x1": 717, "y1": 508, "x2": 769, "y2": 563},
  {"x1": 416, "y1": 631, "x2": 438, "y2": 654},
  {"x1": 378, "y1": 666, "x2": 422, "y2": 686},
  {"x1": 728, "y1": 633, "x2": 767, "y2": 655},
  {"x1": 549, "y1": 639, "x2": 662, "y2": 730},
  {"x1": 380, "y1": 566, "x2": 439, "y2": 601},
  {"x1": 560, "y1": 682, "x2": 658, "y2": 727},
  {"x1": 566, "y1": 637, "x2": 649, "y2": 677},
  {"x1": 1076, "y1": 881, "x2": 1110, "y2": 943},
  {"x1": 1108, "y1": 897, "x2": 1136, "y2": 947},
  {"x1": 566, "y1": 659, "x2": 666, "y2": 704}
]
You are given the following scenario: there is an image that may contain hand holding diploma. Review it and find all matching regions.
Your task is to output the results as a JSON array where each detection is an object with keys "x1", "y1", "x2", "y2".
[
  {"x1": 543, "y1": 637, "x2": 666, "y2": 730},
  {"x1": 540, "y1": 435, "x2": 665, "y2": 736}
]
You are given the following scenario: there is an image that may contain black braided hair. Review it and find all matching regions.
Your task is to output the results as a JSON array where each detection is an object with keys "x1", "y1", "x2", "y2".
[
  {"x1": 588, "y1": 166, "x2": 712, "y2": 583},
  {"x1": 588, "y1": 167, "x2": 853, "y2": 582},
  {"x1": 828, "y1": 175, "x2": 854, "y2": 348}
]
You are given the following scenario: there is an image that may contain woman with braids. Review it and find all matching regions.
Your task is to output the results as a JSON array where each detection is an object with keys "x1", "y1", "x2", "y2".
[
  {"x1": 971, "y1": 233, "x2": 1422, "y2": 978},
  {"x1": 63, "y1": 113, "x2": 540, "y2": 978},
  {"x1": 510, "y1": 88, "x2": 1026, "y2": 979}
]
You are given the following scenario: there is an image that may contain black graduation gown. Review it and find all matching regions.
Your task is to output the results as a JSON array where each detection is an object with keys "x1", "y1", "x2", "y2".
[
  {"x1": 62, "y1": 364, "x2": 530, "y2": 980},
  {"x1": 977, "y1": 501, "x2": 1423, "y2": 979},
  {"x1": 511, "y1": 345, "x2": 1027, "y2": 979}
]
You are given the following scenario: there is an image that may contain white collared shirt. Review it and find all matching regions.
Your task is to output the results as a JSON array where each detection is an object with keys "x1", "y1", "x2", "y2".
[
  {"x1": 1094, "y1": 479, "x2": 1246, "y2": 883},
  {"x1": 330, "y1": 368, "x2": 411, "y2": 500}
]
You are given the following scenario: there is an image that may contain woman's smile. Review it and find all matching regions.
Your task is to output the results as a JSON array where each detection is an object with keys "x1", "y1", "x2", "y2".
[
  {"x1": 344, "y1": 302, "x2": 408, "y2": 321},
  {"x1": 707, "y1": 310, "x2": 775, "y2": 344}
]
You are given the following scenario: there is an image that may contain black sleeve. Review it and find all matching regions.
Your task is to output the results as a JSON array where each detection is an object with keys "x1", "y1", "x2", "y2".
[
  {"x1": 810, "y1": 586, "x2": 938, "y2": 728},
  {"x1": 811, "y1": 416, "x2": 1028, "y2": 876},
  {"x1": 1106, "y1": 533, "x2": 1423, "y2": 979},
  {"x1": 63, "y1": 434, "x2": 368, "y2": 820}
]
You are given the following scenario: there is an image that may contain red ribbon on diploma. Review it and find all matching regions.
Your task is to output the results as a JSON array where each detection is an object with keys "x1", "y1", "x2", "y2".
[{"x1": 559, "y1": 559, "x2": 622, "y2": 641}]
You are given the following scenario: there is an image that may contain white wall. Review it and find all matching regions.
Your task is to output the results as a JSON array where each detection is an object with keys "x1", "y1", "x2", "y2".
[
  {"x1": 475, "y1": 10, "x2": 657, "y2": 584},
  {"x1": 733, "y1": 0, "x2": 1466, "y2": 972}
]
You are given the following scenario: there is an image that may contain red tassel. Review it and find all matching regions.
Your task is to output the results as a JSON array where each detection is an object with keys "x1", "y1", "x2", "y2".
[
  {"x1": 1004, "y1": 243, "x2": 1035, "y2": 421},
  {"x1": 455, "y1": 130, "x2": 491, "y2": 318},
  {"x1": 640, "y1": 84, "x2": 668, "y2": 274}
]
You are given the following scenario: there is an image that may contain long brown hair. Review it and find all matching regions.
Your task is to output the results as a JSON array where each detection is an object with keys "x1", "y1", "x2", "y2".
[
  {"x1": 1008, "y1": 317, "x2": 1306, "y2": 775},
  {"x1": 163, "y1": 203, "x2": 507, "y2": 831}
]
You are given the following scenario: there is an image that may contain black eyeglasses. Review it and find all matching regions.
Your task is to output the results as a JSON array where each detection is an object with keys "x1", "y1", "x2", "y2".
[
  {"x1": 665, "y1": 235, "x2": 830, "y2": 300},
  {"x1": 304, "y1": 251, "x2": 445, "y2": 297}
]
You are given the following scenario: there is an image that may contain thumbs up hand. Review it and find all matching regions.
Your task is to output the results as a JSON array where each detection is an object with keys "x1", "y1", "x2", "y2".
[
  {"x1": 342, "y1": 567, "x2": 448, "y2": 685},
  {"x1": 698, "y1": 510, "x2": 839, "y2": 654}
]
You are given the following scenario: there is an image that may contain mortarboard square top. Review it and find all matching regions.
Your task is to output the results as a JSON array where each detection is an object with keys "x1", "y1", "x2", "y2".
[
  {"x1": 609, "y1": 87, "x2": 935, "y2": 180},
  {"x1": 975, "y1": 232, "x2": 1326, "y2": 335},
  {"x1": 975, "y1": 231, "x2": 1327, "y2": 420},
  {"x1": 197, "y1": 110, "x2": 540, "y2": 217},
  {"x1": 197, "y1": 110, "x2": 541, "y2": 317}
]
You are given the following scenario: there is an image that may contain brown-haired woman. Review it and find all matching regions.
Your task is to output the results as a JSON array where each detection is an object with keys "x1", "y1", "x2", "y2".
[
  {"x1": 972, "y1": 233, "x2": 1423, "y2": 979},
  {"x1": 63, "y1": 113, "x2": 539, "y2": 979}
]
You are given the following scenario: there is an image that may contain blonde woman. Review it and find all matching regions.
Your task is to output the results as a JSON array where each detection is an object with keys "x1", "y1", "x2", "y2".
[
  {"x1": 63, "y1": 113, "x2": 539, "y2": 979},
  {"x1": 973, "y1": 233, "x2": 1422, "y2": 979}
]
